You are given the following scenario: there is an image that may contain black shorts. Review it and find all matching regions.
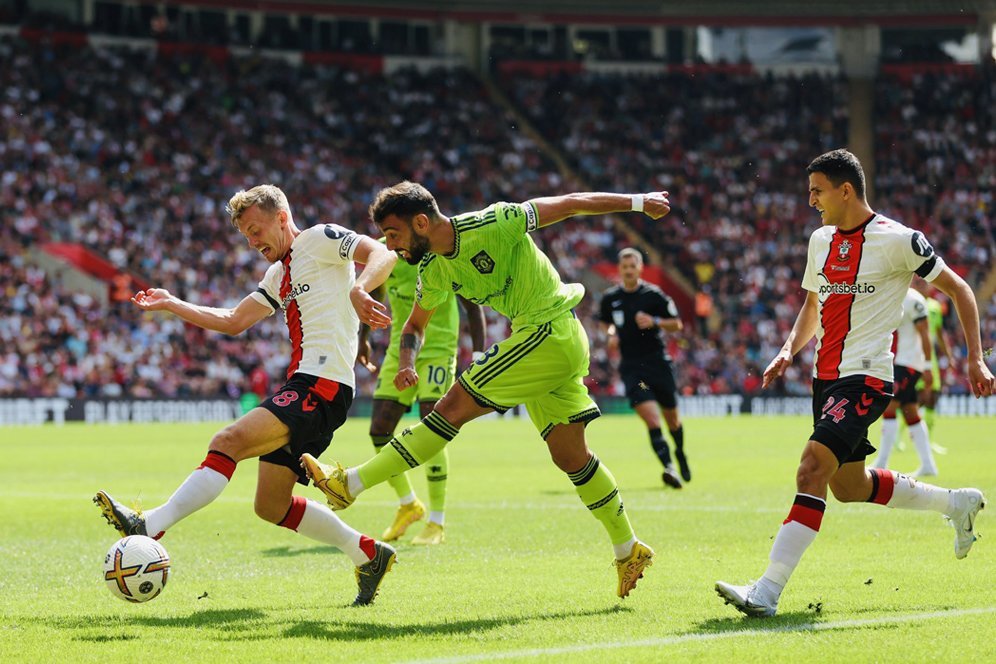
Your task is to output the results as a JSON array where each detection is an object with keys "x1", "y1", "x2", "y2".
[
  {"x1": 893, "y1": 365, "x2": 922, "y2": 405},
  {"x1": 811, "y1": 375, "x2": 893, "y2": 465},
  {"x1": 620, "y1": 356, "x2": 679, "y2": 409},
  {"x1": 258, "y1": 373, "x2": 354, "y2": 485}
]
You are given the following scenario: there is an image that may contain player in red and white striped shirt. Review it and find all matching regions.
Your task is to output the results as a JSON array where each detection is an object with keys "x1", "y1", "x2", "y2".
[
  {"x1": 717, "y1": 149, "x2": 995, "y2": 617},
  {"x1": 94, "y1": 184, "x2": 400, "y2": 605},
  {"x1": 872, "y1": 288, "x2": 939, "y2": 476}
]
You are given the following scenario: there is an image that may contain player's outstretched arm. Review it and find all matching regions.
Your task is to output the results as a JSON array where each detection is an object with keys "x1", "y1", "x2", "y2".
[
  {"x1": 763, "y1": 291, "x2": 819, "y2": 389},
  {"x1": 527, "y1": 191, "x2": 670, "y2": 228},
  {"x1": 929, "y1": 267, "x2": 996, "y2": 397},
  {"x1": 395, "y1": 302, "x2": 435, "y2": 390},
  {"x1": 131, "y1": 288, "x2": 271, "y2": 335},
  {"x1": 350, "y1": 236, "x2": 397, "y2": 330}
]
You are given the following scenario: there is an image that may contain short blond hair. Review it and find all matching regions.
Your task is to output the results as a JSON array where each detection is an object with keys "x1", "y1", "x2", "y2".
[
  {"x1": 226, "y1": 184, "x2": 290, "y2": 226},
  {"x1": 617, "y1": 247, "x2": 643, "y2": 264}
]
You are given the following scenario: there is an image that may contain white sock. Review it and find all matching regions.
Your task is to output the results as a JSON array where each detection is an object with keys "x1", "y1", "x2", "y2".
[
  {"x1": 429, "y1": 511, "x2": 445, "y2": 526},
  {"x1": 144, "y1": 466, "x2": 229, "y2": 537},
  {"x1": 908, "y1": 420, "x2": 937, "y2": 471},
  {"x1": 762, "y1": 520, "x2": 820, "y2": 594},
  {"x1": 876, "y1": 418, "x2": 898, "y2": 468},
  {"x1": 614, "y1": 536, "x2": 637, "y2": 560},
  {"x1": 296, "y1": 499, "x2": 372, "y2": 566},
  {"x1": 760, "y1": 494, "x2": 826, "y2": 598},
  {"x1": 347, "y1": 468, "x2": 365, "y2": 497},
  {"x1": 398, "y1": 491, "x2": 416, "y2": 506},
  {"x1": 887, "y1": 473, "x2": 951, "y2": 512}
]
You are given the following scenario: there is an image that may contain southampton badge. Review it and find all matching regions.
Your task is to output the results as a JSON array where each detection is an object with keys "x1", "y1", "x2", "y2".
[
  {"x1": 471, "y1": 250, "x2": 495, "y2": 274},
  {"x1": 836, "y1": 239, "x2": 852, "y2": 261}
]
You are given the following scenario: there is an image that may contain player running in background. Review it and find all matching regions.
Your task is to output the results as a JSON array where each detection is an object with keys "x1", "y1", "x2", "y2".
[
  {"x1": 598, "y1": 247, "x2": 689, "y2": 488},
  {"x1": 94, "y1": 185, "x2": 399, "y2": 606},
  {"x1": 912, "y1": 276, "x2": 952, "y2": 451},
  {"x1": 872, "y1": 288, "x2": 939, "y2": 476},
  {"x1": 358, "y1": 243, "x2": 486, "y2": 545},
  {"x1": 716, "y1": 149, "x2": 994, "y2": 617},
  {"x1": 303, "y1": 181, "x2": 671, "y2": 598}
]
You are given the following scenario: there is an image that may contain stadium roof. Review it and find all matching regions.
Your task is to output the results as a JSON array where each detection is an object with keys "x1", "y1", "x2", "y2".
[{"x1": 238, "y1": 0, "x2": 996, "y2": 23}]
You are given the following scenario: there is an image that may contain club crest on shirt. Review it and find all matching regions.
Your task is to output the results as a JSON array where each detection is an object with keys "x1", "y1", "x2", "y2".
[
  {"x1": 836, "y1": 239, "x2": 852, "y2": 262},
  {"x1": 471, "y1": 250, "x2": 495, "y2": 274}
]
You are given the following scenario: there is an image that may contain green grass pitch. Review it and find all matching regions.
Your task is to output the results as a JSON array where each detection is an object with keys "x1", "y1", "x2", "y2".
[{"x1": 1, "y1": 414, "x2": 994, "y2": 662}]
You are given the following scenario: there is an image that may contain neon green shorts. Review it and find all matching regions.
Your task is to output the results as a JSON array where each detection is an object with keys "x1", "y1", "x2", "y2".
[
  {"x1": 458, "y1": 312, "x2": 600, "y2": 439},
  {"x1": 374, "y1": 350, "x2": 456, "y2": 407}
]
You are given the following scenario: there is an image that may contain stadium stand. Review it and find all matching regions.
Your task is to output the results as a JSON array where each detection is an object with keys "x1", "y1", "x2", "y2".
[{"x1": 1, "y1": 13, "x2": 993, "y2": 401}]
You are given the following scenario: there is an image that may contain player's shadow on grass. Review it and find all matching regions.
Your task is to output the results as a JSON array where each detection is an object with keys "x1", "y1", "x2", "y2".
[
  {"x1": 50, "y1": 609, "x2": 270, "y2": 641},
  {"x1": 261, "y1": 544, "x2": 345, "y2": 557},
  {"x1": 693, "y1": 610, "x2": 828, "y2": 634},
  {"x1": 284, "y1": 605, "x2": 632, "y2": 641}
]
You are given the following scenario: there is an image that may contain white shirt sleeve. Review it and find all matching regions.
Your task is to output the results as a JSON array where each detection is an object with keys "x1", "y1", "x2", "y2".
[
  {"x1": 801, "y1": 231, "x2": 820, "y2": 292},
  {"x1": 249, "y1": 262, "x2": 282, "y2": 313},
  {"x1": 313, "y1": 224, "x2": 360, "y2": 264},
  {"x1": 901, "y1": 228, "x2": 946, "y2": 281}
]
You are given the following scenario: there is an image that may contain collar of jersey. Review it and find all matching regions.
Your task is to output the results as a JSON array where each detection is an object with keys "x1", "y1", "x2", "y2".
[
  {"x1": 837, "y1": 212, "x2": 877, "y2": 235},
  {"x1": 442, "y1": 218, "x2": 461, "y2": 259}
]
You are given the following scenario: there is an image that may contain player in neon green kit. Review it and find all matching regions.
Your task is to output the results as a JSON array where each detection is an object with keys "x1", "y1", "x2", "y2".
[
  {"x1": 912, "y1": 277, "x2": 951, "y2": 451},
  {"x1": 358, "y1": 245, "x2": 486, "y2": 544},
  {"x1": 303, "y1": 181, "x2": 671, "y2": 598}
]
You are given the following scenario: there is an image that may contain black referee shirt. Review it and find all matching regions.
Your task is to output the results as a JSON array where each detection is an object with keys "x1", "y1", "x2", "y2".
[{"x1": 598, "y1": 281, "x2": 679, "y2": 365}]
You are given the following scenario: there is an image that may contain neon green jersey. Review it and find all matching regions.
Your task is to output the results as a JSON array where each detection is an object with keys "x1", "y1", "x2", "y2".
[
  {"x1": 385, "y1": 246, "x2": 460, "y2": 357},
  {"x1": 925, "y1": 297, "x2": 943, "y2": 343},
  {"x1": 415, "y1": 202, "x2": 584, "y2": 329}
]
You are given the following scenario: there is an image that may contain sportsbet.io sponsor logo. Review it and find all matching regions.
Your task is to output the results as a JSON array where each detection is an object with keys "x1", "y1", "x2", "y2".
[
  {"x1": 816, "y1": 273, "x2": 875, "y2": 303},
  {"x1": 281, "y1": 283, "x2": 310, "y2": 308},
  {"x1": 819, "y1": 281, "x2": 876, "y2": 296}
]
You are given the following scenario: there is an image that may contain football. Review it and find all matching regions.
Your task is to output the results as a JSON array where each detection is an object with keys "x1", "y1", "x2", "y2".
[{"x1": 103, "y1": 536, "x2": 171, "y2": 603}]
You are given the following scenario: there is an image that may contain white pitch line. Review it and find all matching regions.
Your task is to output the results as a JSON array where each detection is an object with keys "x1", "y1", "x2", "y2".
[{"x1": 401, "y1": 606, "x2": 996, "y2": 664}]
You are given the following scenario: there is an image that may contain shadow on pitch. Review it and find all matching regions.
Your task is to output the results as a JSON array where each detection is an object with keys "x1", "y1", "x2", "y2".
[
  {"x1": 284, "y1": 604, "x2": 633, "y2": 641},
  {"x1": 43, "y1": 608, "x2": 269, "y2": 640},
  {"x1": 693, "y1": 609, "x2": 829, "y2": 634}
]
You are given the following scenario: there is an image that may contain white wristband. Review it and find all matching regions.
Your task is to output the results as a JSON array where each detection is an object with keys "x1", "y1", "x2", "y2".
[
  {"x1": 472, "y1": 351, "x2": 485, "y2": 362},
  {"x1": 631, "y1": 194, "x2": 644, "y2": 212}
]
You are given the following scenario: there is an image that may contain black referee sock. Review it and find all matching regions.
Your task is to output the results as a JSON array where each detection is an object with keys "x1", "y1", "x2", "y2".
[
  {"x1": 669, "y1": 425, "x2": 684, "y2": 452},
  {"x1": 671, "y1": 426, "x2": 690, "y2": 481},
  {"x1": 648, "y1": 427, "x2": 673, "y2": 467}
]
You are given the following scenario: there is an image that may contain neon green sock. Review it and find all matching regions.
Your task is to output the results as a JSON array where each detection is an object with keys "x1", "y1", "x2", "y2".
[
  {"x1": 357, "y1": 412, "x2": 458, "y2": 489},
  {"x1": 424, "y1": 448, "x2": 449, "y2": 513},
  {"x1": 924, "y1": 406, "x2": 935, "y2": 436},
  {"x1": 568, "y1": 455, "x2": 634, "y2": 546},
  {"x1": 372, "y1": 434, "x2": 414, "y2": 501}
]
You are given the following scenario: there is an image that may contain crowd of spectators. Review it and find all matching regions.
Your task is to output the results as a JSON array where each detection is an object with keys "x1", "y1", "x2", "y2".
[
  {"x1": 500, "y1": 68, "x2": 849, "y2": 395},
  {"x1": 2, "y1": 32, "x2": 993, "y2": 402},
  {"x1": 0, "y1": 34, "x2": 626, "y2": 399},
  {"x1": 874, "y1": 63, "x2": 996, "y2": 392}
]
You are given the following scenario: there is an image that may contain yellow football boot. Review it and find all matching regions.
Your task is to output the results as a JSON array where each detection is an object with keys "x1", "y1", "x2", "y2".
[
  {"x1": 382, "y1": 499, "x2": 426, "y2": 541},
  {"x1": 411, "y1": 521, "x2": 445, "y2": 545},
  {"x1": 300, "y1": 453, "x2": 354, "y2": 510},
  {"x1": 615, "y1": 540, "x2": 654, "y2": 598}
]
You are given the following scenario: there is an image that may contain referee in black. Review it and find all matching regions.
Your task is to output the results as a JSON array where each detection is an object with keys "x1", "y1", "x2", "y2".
[{"x1": 598, "y1": 248, "x2": 689, "y2": 488}]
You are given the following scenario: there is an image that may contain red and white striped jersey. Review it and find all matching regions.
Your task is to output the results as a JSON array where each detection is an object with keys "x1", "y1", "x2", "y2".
[
  {"x1": 894, "y1": 288, "x2": 929, "y2": 371},
  {"x1": 801, "y1": 213, "x2": 945, "y2": 382},
  {"x1": 249, "y1": 224, "x2": 361, "y2": 386}
]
